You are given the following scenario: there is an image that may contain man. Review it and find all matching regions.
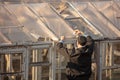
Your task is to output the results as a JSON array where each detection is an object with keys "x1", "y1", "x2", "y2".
[{"x1": 57, "y1": 33, "x2": 94, "y2": 80}]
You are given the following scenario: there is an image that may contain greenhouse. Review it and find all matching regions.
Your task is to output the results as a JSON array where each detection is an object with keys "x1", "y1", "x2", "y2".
[{"x1": 0, "y1": 0, "x2": 120, "y2": 80}]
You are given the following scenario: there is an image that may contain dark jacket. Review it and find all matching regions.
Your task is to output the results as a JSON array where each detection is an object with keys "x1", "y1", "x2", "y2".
[{"x1": 57, "y1": 36, "x2": 94, "y2": 76}]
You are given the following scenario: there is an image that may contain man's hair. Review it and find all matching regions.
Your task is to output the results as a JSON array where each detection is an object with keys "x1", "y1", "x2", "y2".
[{"x1": 77, "y1": 36, "x2": 87, "y2": 46}]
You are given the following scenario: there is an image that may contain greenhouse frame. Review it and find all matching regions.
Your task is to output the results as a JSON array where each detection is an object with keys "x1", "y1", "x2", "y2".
[{"x1": 0, "y1": 0, "x2": 120, "y2": 80}]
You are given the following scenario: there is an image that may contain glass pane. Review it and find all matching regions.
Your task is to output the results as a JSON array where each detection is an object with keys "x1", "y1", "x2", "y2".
[
  {"x1": 0, "y1": 5, "x2": 36, "y2": 43},
  {"x1": 0, "y1": 27, "x2": 35, "y2": 43},
  {"x1": 29, "y1": 48, "x2": 50, "y2": 80},
  {"x1": 6, "y1": 4, "x2": 58, "y2": 41},
  {"x1": 0, "y1": 5, "x2": 19, "y2": 26},
  {"x1": 51, "y1": 2, "x2": 102, "y2": 39},
  {"x1": 0, "y1": 53, "x2": 23, "y2": 80},
  {"x1": 114, "y1": 43, "x2": 120, "y2": 65},
  {"x1": 93, "y1": 1, "x2": 120, "y2": 30},
  {"x1": 0, "y1": 32, "x2": 11, "y2": 44},
  {"x1": 102, "y1": 69, "x2": 120, "y2": 80},
  {"x1": 56, "y1": 69, "x2": 67, "y2": 80},
  {"x1": 72, "y1": 2, "x2": 120, "y2": 38},
  {"x1": 29, "y1": 3, "x2": 74, "y2": 39},
  {"x1": 29, "y1": 66, "x2": 49, "y2": 80},
  {"x1": 30, "y1": 49, "x2": 50, "y2": 63}
]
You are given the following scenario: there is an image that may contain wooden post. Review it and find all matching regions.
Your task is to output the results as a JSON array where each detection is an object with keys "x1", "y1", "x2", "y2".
[
  {"x1": 58, "y1": 52, "x2": 62, "y2": 80},
  {"x1": 105, "y1": 43, "x2": 109, "y2": 78},
  {"x1": 37, "y1": 49, "x2": 42, "y2": 80},
  {"x1": 49, "y1": 42, "x2": 56, "y2": 80},
  {"x1": 0, "y1": 55, "x2": 4, "y2": 80},
  {"x1": 25, "y1": 47, "x2": 30, "y2": 80},
  {"x1": 95, "y1": 42, "x2": 102, "y2": 80},
  {"x1": 23, "y1": 48, "x2": 26, "y2": 80},
  {"x1": 32, "y1": 49, "x2": 36, "y2": 80},
  {"x1": 109, "y1": 43, "x2": 114, "y2": 79}
]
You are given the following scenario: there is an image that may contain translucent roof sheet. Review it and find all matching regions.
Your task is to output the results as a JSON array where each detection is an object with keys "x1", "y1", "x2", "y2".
[
  {"x1": 28, "y1": 3, "x2": 74, "y2": 38},
  {"x1": 71, "y1": 2, "x2": 120, "y2": 38}
]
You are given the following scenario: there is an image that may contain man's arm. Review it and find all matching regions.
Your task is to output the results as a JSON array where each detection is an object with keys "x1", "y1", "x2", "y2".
[
  {"x1": 84, "y1": 36, "x2": 94, "y2": 54},
  {"x1": 56, "y1": 36, "x2": 70, "y2": 59}
]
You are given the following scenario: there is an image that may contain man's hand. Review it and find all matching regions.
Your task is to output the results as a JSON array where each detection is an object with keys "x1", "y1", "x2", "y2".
[
  {"x1": 60, "y1": 36, "x2": 65, "y2": 41},
  {"x1": 74, "y1": 29, "x2": 83, "y2": 35}
]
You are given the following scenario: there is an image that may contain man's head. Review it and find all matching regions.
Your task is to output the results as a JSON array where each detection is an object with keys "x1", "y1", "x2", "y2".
[{"x1": 77, "y1": 35, "x2": 87, "y2": 46}]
